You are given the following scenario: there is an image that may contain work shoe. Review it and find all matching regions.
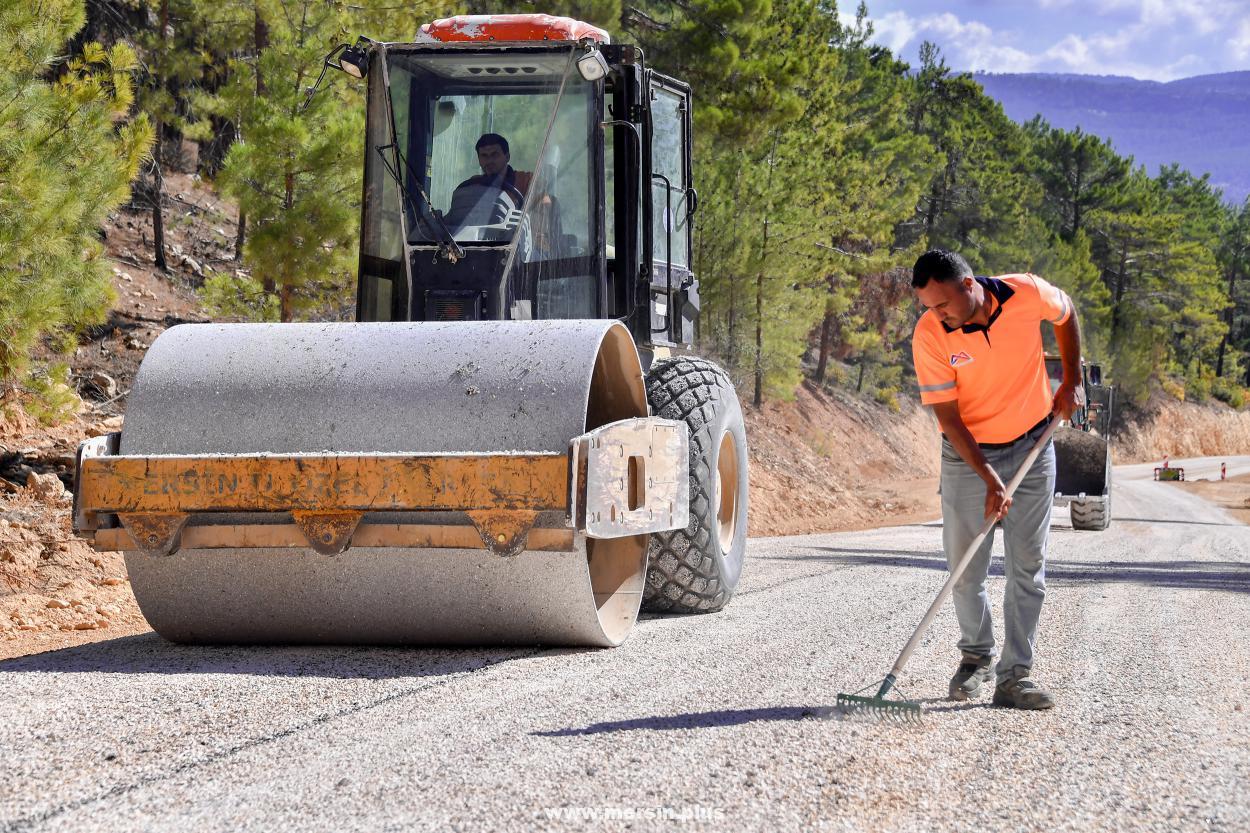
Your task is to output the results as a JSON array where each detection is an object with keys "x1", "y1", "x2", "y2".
[
  {"x1": 991, "y1": 667, "x2": 1055, "y2": 710},
  {"x1": 948, "y1": 653, "x2": 994, "y2": 701}
]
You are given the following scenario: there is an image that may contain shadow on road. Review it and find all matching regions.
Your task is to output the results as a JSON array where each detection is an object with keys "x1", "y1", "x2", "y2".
[
  {"x1": 534, "y1": 699, "x2": 999, "y2": 735},
  {"x1": 1115, "y1": 517, "x2": 1244, "y2": 527},
  {"x1": 0, "y1": 633, "x2": 581, "y2": 678},
  {"x1": 533, "y1": 705, "x2": 841, "y2": 736},
  {"x1": 791, "y1": 548, "x2": 1250, "y2": 593}
]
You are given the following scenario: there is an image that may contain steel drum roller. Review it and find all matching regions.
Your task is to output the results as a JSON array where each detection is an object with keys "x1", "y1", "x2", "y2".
[{"x1": 111, "y1": 320, "x2": 658, "y2": 646}]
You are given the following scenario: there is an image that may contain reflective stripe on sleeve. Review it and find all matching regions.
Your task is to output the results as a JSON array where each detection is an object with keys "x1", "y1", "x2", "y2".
[
  {"x1": 1051, "y1": 293, "x2": 1072, "y2": 324},
  {"x1": 919, "y1": 380, "x2": 956, "y2": 393}
]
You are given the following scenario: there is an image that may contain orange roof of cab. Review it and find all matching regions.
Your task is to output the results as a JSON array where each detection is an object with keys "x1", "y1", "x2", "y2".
[{"x1": 417, "y1": 14, "x2": 611, "y2": 45}]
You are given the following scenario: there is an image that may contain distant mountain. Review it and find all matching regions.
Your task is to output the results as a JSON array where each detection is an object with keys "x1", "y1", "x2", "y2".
[{"x1": 972, "y1": 71, "x2": 1250, "y2": 205}]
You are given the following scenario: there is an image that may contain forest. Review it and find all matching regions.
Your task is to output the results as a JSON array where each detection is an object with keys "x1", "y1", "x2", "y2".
[{"x1": 4, "y1": 0, "x2": 1250, "y2": 419}]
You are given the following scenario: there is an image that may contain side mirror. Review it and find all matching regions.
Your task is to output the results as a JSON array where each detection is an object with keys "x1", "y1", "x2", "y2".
[
  {"x1": 686, "y1": 187, "x2": 698, "y2": 218},
  {"x1": 1088, "y1": 364, "x2": 1102, "y2": 386}
]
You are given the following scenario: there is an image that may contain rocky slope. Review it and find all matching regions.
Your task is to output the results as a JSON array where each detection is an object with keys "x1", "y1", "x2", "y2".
[{"x1": 1114, "y1": 397, "x2": 1250, "y2": 463}]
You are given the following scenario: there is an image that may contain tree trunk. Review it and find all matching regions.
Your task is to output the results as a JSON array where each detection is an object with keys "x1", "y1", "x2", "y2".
[
  {"x1": 856, "y1": 361, "x2": 866, "y2": 393},
  {"x1": 274, "y1": 168, "x2": 295, "y2": 320},
  {"x1": 1216, "y1": 266, "x2": 1238, "y2": 377},
  {"x1": 151, "y1": 139, "x2": 167, "y2": 272},
  {"x1": 1109, "y1": 242, "x2": 1128, "y2": 343},
  {"x1": 753, "y1": 140, "x2": 777, "y2": 409},
  {"x1": 254, "y1": 3, "x2": 269, "y2": 95},
  {"x1": 923, "y1": 182, "x2": 939, "y2": 238},
  {"x1": 279, "y1": 284, "x2": 294, "y2": 323},
  {"x1": 814, "y1": 298, "x2": 834, "y2": 383},
  {"x1": 234, "y1": 212, "x2": 246, "y2": 261},
  {"x1": 1071, "y1": 156, "x2": 1084, "y2": 239},
  {"x1": 724, "y1": 159, "x2": 745, "y2": 370},
  {"x1": 753, "y1": 262, "x2": 763, "y2": 409},
  {"x1": 150, "y1": 0, "x2": 170, "y2": 273},
  {"x1": 199, "y1": 116, "x2": 236, "y2": 176}
]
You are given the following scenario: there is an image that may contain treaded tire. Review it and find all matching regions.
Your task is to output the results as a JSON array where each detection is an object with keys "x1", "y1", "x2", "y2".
[
  {"x1": 1070, "y1": 495, "x2": 1111, "y2": 530},
  {"x1": 642, "y1": 357, "x2": 749, "y2": 613},
  {"x1": 1070, "y1": 453, "x2": 1112, "y2": 531}
]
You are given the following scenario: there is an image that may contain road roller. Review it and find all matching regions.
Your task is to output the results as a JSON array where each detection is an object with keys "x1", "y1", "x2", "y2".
[
  {"x1": 71, "y1": 15, "x2": 750, "y2": 647},
  {"x1": 1047, "y1": 355, "x2": 1115, "y2": 531}
]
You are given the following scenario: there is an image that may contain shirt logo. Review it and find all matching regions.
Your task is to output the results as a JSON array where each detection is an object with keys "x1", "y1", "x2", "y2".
[{"x1": 950, "y1": 351, "x2": 974, "y2": 367}]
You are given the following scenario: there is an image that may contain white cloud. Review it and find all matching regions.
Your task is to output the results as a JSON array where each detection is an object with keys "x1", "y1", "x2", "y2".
[
  {"x1": 857, "y1": 5, "x2": 1242, "y2": 80},
  {"x1": 1232, "y1": 19, "x2": 1250, "y2": 61},
  {"x1": 867, "y1": 10, "x2": 921, "y2": 55},
  {"x1": 1082, "y1": 0, "x2": 1244, "y2": 35},
  {"x1": 860, "y1": 10, "x2": 1038, "y2": 73},
  {"x1": 920, "y1": 13, "x2": 1038, "y2": 72},
  {"x1": 1042, "y1": 31, "x2": 1203, "y2": 79}
]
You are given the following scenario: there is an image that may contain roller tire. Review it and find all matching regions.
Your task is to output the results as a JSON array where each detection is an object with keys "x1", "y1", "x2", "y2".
[
  {"x1": 642, "y1": 357, "x2": 749, "y2": 613},
  {"x1": 1070, "y1": 453, "x2": 1112, "y2": 531},
  {"x1": 1070, "y1": 495, "x2": 1111, "y2": 530}
]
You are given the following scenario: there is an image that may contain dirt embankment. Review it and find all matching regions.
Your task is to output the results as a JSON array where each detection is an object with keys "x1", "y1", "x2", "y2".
[
  {"x1": 1, "y1": 410, "x2": 151, "y2": 659},
  {"x1": 750, "y1": 381, "x2": 1250, "y2": 535},
  {"x1": 747, "y1": 384, "x2": 941, "y2": 537},
  {"x1": 1114, "y1": 397, "x2": 1250, "y2": 462},
  {"x1": 1, "y1": 170, "x2": 232, "y2": 658}
]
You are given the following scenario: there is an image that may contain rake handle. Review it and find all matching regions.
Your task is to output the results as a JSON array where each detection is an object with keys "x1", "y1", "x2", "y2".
[{"x1": 886, "y1": 419, "x2": 1059, "y2": 681}]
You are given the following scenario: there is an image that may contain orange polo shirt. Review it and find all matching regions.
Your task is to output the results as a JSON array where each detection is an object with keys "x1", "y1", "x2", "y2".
[{"x1": 912, "y1": 273, "x2": 1072, "y2": 444}]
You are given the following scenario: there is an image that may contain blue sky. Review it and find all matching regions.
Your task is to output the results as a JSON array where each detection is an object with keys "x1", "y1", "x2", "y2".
[{"x1": 843, "y1": 0, "x2": 1250, "y2": 81}]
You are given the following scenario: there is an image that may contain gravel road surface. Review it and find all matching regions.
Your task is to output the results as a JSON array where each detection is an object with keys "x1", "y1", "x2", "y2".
[{"x1": 1, "y1": 456, "x2": 1247, "y2": 832}]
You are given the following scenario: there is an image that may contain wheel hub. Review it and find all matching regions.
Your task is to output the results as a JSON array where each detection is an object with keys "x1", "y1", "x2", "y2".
[{"x1": 714, "y1": 430, "x2": 741, "y2": 552}]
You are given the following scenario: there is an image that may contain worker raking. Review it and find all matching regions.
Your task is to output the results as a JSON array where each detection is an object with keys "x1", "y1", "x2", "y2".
[{"x1": 839, "y1": 248, "x2": 1086, "y2": 720}]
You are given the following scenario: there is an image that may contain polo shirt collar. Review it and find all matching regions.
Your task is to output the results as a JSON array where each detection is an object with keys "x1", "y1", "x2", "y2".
[{"x1": 940, "y1": 276, "x2": 1015, "y2": 335}]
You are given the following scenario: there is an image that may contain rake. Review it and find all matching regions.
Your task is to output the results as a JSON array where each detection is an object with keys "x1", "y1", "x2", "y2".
[{"x1": 837, "y1": 420, "x2": 1059, "y2": 722}]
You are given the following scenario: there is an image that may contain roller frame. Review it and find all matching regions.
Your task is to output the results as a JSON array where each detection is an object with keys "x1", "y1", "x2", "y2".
[{"x1": 74, "y1": 417, "x2": 688, "y2": 558}]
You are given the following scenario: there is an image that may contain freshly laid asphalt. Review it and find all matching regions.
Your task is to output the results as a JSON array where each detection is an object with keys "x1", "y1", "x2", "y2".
[{"x1": 2, "y1": 456, "x2": 1247, "y2": 832}]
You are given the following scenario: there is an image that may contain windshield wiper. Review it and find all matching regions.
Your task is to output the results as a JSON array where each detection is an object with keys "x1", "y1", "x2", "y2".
[{"x1": 374, "y1": 143, "x2": 465, "y2": 263}]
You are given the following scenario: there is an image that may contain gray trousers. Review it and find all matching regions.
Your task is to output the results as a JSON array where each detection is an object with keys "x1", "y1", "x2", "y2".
[{"x1": 940, "y1": 424, "x2": 1056, "y2": 683}]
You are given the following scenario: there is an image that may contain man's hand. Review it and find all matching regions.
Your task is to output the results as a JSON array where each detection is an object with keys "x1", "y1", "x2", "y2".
[
  {"x1": 1052, "y1": 380, "x2": 1087, "y2": 421},
  {"x1": 984, "y1": 472, "x2": 1012, "y2": 520}
]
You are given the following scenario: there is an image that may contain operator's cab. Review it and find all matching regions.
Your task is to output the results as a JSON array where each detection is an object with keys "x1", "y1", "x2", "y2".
[
  {"x1": 1044, "y1": 355, "x2": 1113, "y2": 435},
  {"x1": 354, "y1": 15, "x2": 698, "y2": 354}
]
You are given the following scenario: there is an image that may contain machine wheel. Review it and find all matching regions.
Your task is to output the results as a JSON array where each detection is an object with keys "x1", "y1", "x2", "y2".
[
  {"x1": 1070, "y1": 497, "x2": 1110, "y2": 530},
  {"x1": 1070, "y1": 453, "x2": 1112, "y2": 531},
  {"x1": 642, "y1": 357, "x2": 748, "y2": 613}
]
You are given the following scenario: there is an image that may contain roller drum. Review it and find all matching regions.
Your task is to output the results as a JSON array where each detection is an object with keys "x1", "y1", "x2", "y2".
[
  {"x1": 120, "y1": 321, "x2": 651, "y2": 647},
  {"x1": 1053, "y1": 425, "x2": 1110, "y2": 498}
]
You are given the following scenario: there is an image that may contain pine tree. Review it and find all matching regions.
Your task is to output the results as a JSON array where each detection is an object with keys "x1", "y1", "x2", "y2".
[
  {"x1": 201, "y1": 0, "x2": 364, "y2": 322},
  {"x1": 1024, "y1": 119, "x2": 1130, "y2": 242},
  {"x1": 1085, "y1": 171, "x2": 1225, "y2": 401},
  {"x1": 1216, "y1": 198, "x2": 1250, "y2": 384},
  {"x1": 0, "y1": 0, "x2": 152, "y2": 415},
  {"x1": 806, "y1": 10, "x2": 934, "y2": 388},
  {"x1": 133, "y1": 0, "x2": 247, "y2": 270},
  {"x1": 647, "y1": 0, "x2": 820, "y2": 400},
  {"x1": 905, "y1": 44, "x2": 1043, "y2": 270}
]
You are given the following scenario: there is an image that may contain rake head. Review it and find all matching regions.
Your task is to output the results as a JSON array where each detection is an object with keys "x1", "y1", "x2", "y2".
[
  {"x1": 836, "y1": 674, "x2": 923, "y2": 723},
  {"x1": 835, "y1": 691, "x2": 922, "y2": 722}
]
